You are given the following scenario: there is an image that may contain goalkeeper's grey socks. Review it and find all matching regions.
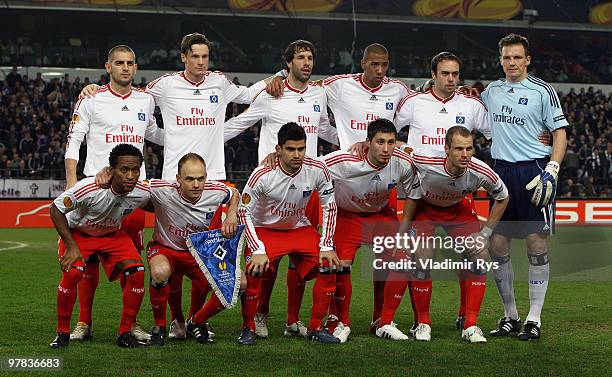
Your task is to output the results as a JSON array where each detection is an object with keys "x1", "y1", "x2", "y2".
[
  {"x1": 526, "y1": 252, "x2": 550, "y2": 327},
  {"x1": 492, "y1": 254, "x2": 519, "y2": 320}
]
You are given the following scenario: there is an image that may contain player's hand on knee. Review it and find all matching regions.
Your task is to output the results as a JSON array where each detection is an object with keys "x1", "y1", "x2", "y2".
[
  {"x1": 95, "y1": 166, "x2": 112, "y2": 188},
  {"x1": 525, "y1": 161, "x2": 559, "y2": 207},
  {"x1": 79, "y1": 84, "x2": 99, "y2": 99},
  {"x1": 221, "y1": 213, "x2": 238, "y2": 238},
  {"x1": 319, "y1": 249, "x2": 339, "y2": 269},
  {"x1": 266, "y1": 76, "x2": 284, "y2": 98},
  {"x1": 260, "y1": 152, "x2": 278, "y2": 169},
  {"x1": 347, "y1": 141, "x2": 368, "y2": 159},
  {"x1": 247, "y1": 254, "x2": 269, "y2": 276},
  {"x1": 61, "y1": 244, "x2": 83, "y2": 272}
]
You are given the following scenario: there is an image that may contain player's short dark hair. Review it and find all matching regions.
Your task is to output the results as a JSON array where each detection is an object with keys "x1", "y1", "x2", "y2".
[
  {"x1": 109, "y1": 144, "x2": 143, "y2": 168},
  {"x1": 181, "y1": 33, "x2": 211, "y2": 55},
  {"x1": 283, "y1": 40, "x2": 316, "y2": 64},
  {"x1": 363, "y1": 43, "x2": 388, "y2": 60},
  {"x1": 498, "y1": 33, "x2": 530, "y2": 56},
  {"x1": 367, "y1": 118, "x2": 397, "y2": 141},
  {"x1": 177, "y1": 153, "x2": 206, "y2": 175},
  {"x1": 107, "y1": 45, "x2": 135, "y2": 63},
  {"x1": 278, "y1": 122, "x2": 306, "y2": 146},
  {"x1": 445, "y1": 126, "x2": 472, "y2": 148},
  {"x1": 430, "y1": 52, "x2": 461, "y2": 75}
]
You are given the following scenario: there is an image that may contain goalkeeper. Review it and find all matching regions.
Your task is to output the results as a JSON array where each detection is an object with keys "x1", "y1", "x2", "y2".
[{"x1": 480, "y1": 33, "x2": 567, "y2": 341}]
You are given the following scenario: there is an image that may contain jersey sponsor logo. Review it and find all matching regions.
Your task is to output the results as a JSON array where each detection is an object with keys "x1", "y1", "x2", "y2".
[
  {"x1": 63, "y1": 196, "x2": 74, "y2": 209},
  {"x1": 138, "y1": 112, "x2": 146, "y2": 121},
  {"x1": 289, "y1": 184, "x2": 297, "y2": 190},
  {"x1": 193, "y1": 89, "x2": 201, "y2": 95},
  {"x1": 386, "y1": 102, "x2": 393, "y2": 110},
  {"x1": 439, "y1": 107, "x2": 447, "y2": 114},
  {"x1": 449, "y1": 181, "x2": 456, "y2": 186},
  {"x1": 210, "y1": 95, "x2": 219, "y2": 103},
  {"x1": 492, "y1": 105, "x2": 525, "y2": 126},
  {"x1": 370, "y1": 95, "x2": 378, "y2": 101},
  {"x1": 456, "y1": 115, "x2": 465, "y2": 124},
  {"x1": 298, "y1": 97, "x2": 305, "y2": 103},
  {"x1": 507, "y1": 88, "x2": 514, "y2": 93},
  {"x1": 372, "y1": 174, "x2": 381, "y2": 181},
  {"x1": 121, "y1": 105, "x2": 129, "y2": 111},
  {"x1": 241, "y1": 192, "x2": 251, "y2": 204},
  {"x1": 313, "y1": 104, "x2": 321, "y2": 112},
  {"x1": 518, "y1": 97, "x2": 529, "y2": 105}
]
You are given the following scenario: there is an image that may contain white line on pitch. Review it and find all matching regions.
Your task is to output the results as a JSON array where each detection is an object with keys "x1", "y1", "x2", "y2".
[{"x1": 0, "y1": 241, "x2": 29, "y2": 251}]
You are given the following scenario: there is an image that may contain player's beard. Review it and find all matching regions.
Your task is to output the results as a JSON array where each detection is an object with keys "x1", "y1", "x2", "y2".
[{"x1": 293, "y1": 70, "x2": 311, "y2": 83}]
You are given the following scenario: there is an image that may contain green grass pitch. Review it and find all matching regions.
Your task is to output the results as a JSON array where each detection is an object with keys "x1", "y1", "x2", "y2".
[{"x1": 0, "y1": 227, "x2": 610, "y2": 377}]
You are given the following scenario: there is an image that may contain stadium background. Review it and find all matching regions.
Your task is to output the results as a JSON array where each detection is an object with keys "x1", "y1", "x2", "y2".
[{"x1": 0, "y1": 1, "x2": 610, "y2": 376}]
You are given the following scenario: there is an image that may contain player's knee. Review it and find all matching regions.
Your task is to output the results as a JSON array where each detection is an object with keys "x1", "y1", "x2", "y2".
[
  {"x1": 489, "y1": 234, "x2": 511, "y2": 256},
  {"x1": 526, "y1": 234, "x2": 547, "y2": 254},
  {"x1": 62, "y1": 266, "x2": 84, "y2": 286},
  {"x1": 149, "y1": 263, "x2": 172, "y2": 284}
]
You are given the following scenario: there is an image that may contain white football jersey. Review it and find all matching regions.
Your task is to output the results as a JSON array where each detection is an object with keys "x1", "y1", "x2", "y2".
[
  {"x1": 65, "y1": 85, "x2": 164, "y2": 178},
  {"x1": 323, "y1": 73, "x2": 410, "y2": 148},
  {"x1": 149, "y1": 179, "x2": 232, "y2": 250},
  {"x1": 53, "y1": 177, "x2": 150, "y2": 236},
  {"x1": 409, "y1": 154, "x2": 508, "y2": 207},
  {"x1": 146, "y1": 71, "x2": 266, "y2": 180},
  {"x1": 224, "y1": 80, "x2": 334, "y2": 161},
  {"x1": 323, "y1": 149, "x2": 417, "y2": 213},
  {"x1": 237, "y1": 156, "x2": 337, "y2": 254},
  {"x1": 394, "y1": 88, "x2": 490, "y2": 155}
]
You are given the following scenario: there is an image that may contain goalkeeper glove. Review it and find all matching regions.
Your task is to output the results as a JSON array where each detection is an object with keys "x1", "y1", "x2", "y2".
[{"x1": 525, "y1": 161, "x2": 560, "y2": 207}]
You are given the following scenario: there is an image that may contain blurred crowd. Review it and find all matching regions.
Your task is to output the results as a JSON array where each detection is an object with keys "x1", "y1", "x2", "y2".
[
  {"x1": 2, "y1": 36, "x2": 611, "y2": 84},
  {"x1": 1, "y1": 71, "x2": 610, "y2": 197}
]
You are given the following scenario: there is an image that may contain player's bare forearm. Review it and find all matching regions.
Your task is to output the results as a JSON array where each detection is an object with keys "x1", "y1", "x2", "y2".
[
  {"x1": 50, "y1": 204, "x2": 77, "y2": 248},
  {"x1": 550, "y1": 127, "x2": 568, "y2": 166},
  {"x1": 398, "y1": 198, "x2": 418, "y2": 235},
  {"x1": 226, "y1": 188, "x2": 240, "y2": 216},
  {"x1": 221, "y1": 188, "x2": 240, "y2": 237},
  {"x1": 485, "y1": 196, "x2": 509, "y2": 231},
  {"x1": 65, "y1": 158, "x2": 78, "y2": 189}
]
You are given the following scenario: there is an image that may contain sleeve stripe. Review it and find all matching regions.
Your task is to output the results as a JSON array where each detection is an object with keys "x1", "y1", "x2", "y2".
[
  {"x1": 392, "y1": 149, "x2": 414, "y2": 163},
  {"x1": 323, "y1": 74, "x2": 351, "y2": 85},
  {"x1": 75, "y1": 186, "x2": 101, "y2": 199},
  {"x1": 397, "y1": 92, "x2": 419, "y2": 110},
  {"x1": 303, "y1": 160, "x2": 330, "y2": 180},
  {"x1": 323, "y1": 201, "x2": 337, "y2": 247},
  {"x1": 527, "y1": 76, "x2": 559, "y2": 108},
  {"x1": 468, "y1": 162, "x2": 498, "y2": 184},
  {"x1": 324, "y1": 154, "x2": 361, "y2": 166},
  {"x1": 237, "y1": 208, "x2": 259, "y2": 251},
  {"x1": 247, "y1": 168, "x2": 271, "y2": 188},
  {"x1": 74, "y1": 183, "x2": 98, "y2": 197}
]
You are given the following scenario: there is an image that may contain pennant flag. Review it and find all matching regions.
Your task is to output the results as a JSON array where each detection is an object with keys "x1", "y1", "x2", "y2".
[{"x1": 187, "y1": 225, "x2": 245, "y2": 308}]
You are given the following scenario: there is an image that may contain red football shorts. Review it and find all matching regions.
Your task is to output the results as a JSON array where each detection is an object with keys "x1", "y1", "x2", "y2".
[
  {"x1": 245, "y1": 226, "x2": 321, "y2": 279},
  {"x1": 58, "y1": 229, "x2": 141, "y2": 281},
  {"x1": 334, "y1": 206, "x2": 399, "y2": 262},
  {"x1": 412, "y1": 196, "x2": 481, "y2": 238},
  {"x1": 146, "y1": 243, "x2": 206, "y2": 281},
  {"x1": 121, "y1": 208, "x2": 145, "y2": 251}
]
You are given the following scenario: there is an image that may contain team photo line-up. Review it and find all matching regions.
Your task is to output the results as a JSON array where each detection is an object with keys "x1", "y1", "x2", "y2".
[{"x1": 49, "y1": 30, "x2": 567, "y2": 348}]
